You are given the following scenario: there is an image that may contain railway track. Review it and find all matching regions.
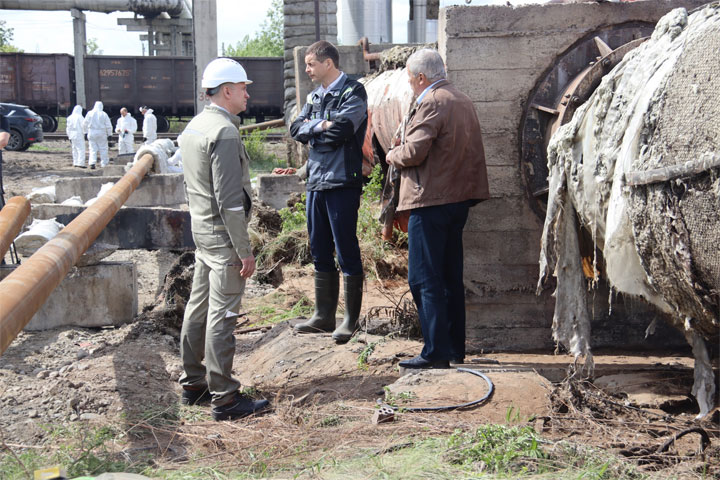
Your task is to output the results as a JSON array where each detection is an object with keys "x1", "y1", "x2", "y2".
[{"x1": 42, "y1": 132, "x2": 287, "y2": 142}]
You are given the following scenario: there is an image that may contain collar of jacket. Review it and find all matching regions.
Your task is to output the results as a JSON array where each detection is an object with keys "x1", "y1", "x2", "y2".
[
  {"x1": 205, "y1": 104, "x2": 241, "y2": 127},
  {"x1": 419, "y1": 79, "x2": 449, "y2": 103},
  {"x1": 311, "y1": 72, "x2": 348, "y2": 102}
]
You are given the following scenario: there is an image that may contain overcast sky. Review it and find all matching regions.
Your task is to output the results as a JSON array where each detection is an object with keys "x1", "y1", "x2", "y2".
[{"x1": 1, "y1": 0, "x2": 535, "y2": 56}]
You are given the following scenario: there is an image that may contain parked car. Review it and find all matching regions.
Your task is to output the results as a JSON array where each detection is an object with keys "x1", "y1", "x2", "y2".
[{"x1": 0, "y1": 103, "x2": 44, "y2": 151}]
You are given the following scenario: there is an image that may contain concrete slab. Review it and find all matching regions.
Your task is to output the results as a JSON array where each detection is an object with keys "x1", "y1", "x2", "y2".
[
  {"x1": 31, "y1": 204, "x2": 194, "y2": 250},
  {"x1": 0, "y1": 262, "x2": 137, "y2": 330},
  {"x1": 55, "y1": 173, "x2": 186, "y2": 208},
  {"x1": 256, "y1": 174, "x2": 305, "y2": 210}
]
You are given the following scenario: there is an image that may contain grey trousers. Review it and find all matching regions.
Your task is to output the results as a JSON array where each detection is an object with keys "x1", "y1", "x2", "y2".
[{"x1": 179, "y1": 232, "x2": 246, "y2": 407}]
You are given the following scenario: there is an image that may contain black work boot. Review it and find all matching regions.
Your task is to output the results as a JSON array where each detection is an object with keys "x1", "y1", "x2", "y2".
[
  {"x1": 181, "y1": 385, "x2": 212, "y2": 406},
  {"x1": 212, "y1": 392, "x2": 270, "y2": 421},
  {"x1": 332, "y1": 274, "x2": 363, "y2": 343},
  {"x1": 294, "y1": 270, "x2": 339, "y2": 333}
]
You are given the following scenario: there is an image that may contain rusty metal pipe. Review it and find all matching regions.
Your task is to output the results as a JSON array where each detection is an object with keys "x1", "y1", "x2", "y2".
[
  {"x1": 0, "y1": 154, "x2": 154, "y2": 355},
  {"x1": 359, "y1": 37, "x2": 382, "y2": 62},
  {"x1": 0, "y1": 197, "x2": 30, "y2": 261},
  {"x1": 237, "y1": 118, "x2": 285, "y2": 134}
]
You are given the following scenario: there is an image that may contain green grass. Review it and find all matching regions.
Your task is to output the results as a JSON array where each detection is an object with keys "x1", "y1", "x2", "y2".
[
  {"x1": 0, "y1": 422, "x2": 651, "y2": 480},
  {"x1": 246, "y1": 292, "x2": 314, "y2": 326}
]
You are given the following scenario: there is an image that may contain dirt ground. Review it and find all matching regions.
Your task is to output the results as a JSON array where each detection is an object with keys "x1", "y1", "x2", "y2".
[{"x1": 0, "y1": 142, "x2": 718, "y2": 478}]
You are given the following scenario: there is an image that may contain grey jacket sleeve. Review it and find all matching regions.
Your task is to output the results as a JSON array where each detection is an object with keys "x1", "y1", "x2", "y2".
[{"x1": 211, "y1": 127, "x2": 252, "y2": 258}]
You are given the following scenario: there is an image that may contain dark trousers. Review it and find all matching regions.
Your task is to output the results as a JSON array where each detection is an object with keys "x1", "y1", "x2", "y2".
[
  {"x1": 306, "y1": 188, "x2": 363, "y2": 276},
  {"x1": 408, "y1": 201, "x2": 471, "y2": 361}
]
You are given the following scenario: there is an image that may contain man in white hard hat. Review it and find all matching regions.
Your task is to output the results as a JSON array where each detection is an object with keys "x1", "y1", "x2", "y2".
[
  {"x1": 115, "y1": 107, "x2": 138, "y2": 155},
  {"x1": 178, "y1": 58, "x2": 269, "y2": 421},
  {"x1": 139, "y1": 106, "x2": 157, "y2": 144}
]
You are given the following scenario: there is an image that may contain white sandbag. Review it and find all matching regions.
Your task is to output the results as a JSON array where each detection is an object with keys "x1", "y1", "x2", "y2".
[
  {"x1": 85, "y1": 182, "x2": 115, "y2": 207},
  {"x1": 14, "y1": 218, "x2": 64, "y2": 256},
  {"x1": 26, "y1": 185, "x2": 56, "y2": 204},
  {"x1": 61, "y1": 196, "x2": 84, "y2": 206}
]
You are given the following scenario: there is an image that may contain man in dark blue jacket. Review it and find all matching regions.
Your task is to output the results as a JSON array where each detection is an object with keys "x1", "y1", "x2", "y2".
[{"x1": 290, "y1": 40, "x2": 368, "y2": 343}]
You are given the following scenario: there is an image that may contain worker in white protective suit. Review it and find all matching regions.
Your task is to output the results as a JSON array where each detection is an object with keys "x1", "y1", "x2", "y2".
[
  {"x1": 115, "y1": 107, "x2": 138, "y2": 155},
  {"x1": 140, "y1": 106, "x2": 157, "y2": 144},
  {"x1": 66, "y1": 105, "x2": 87, "y2": 168},
  {"x1": 83, "y1": 101, "x2": 113, "y2": 169}
]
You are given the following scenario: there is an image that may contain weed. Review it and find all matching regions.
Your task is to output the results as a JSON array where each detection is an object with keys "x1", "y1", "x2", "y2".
[
  {"x1": 247, "y1": 293, "x2": 313, "y2": 325},
  {"x1": 0, "y1": 424, "x2": 141, "y2": 480},
  {"x1": 357, "y1": 340, "x2": 379, "y2": 370},
  {"x1": 383, "y1": 386, "x2": 416, "y2": 408},
  {"x1": 243, "y1": 129, "x2": 282, "y2": 173},
  {"x1": 319, "y1": 415, "x2": 341, "y2": 428},
  {"x1": 278, "y1": 193, "x2": 307, "y2": 232},
  {"x1": 447, "y1": 424, "x2": 547, "y2": 474}
]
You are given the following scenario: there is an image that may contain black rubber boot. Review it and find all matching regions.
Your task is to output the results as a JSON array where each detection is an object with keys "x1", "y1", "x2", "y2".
[
  {"x1": 294, "y1": 270, "x2": 339, "y2": 333},
  {"x1": 332, "y1": 274, "x2": 363, "y2": 343}
]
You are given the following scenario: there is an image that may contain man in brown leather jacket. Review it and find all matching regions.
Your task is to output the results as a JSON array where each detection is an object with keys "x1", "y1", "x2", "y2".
[{"x1": 386, "y1": 48, "x2": 490, "y2": 369}]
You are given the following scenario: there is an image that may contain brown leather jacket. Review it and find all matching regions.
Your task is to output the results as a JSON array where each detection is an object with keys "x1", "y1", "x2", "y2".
[{"x1": 386, "y1": 80, "x2": 490, "y2": 211}]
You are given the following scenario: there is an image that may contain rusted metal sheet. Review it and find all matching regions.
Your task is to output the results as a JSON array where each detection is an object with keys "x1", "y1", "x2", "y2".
[
  {"x1": 362, "y1": 68, "x2": 415, "y2": 158},
  {"x1": 0, "y1": 154, "x2": 154, "y2": 355},
  {"x1": 0, "y1": 53, "x2": 73, "y2": 112}
]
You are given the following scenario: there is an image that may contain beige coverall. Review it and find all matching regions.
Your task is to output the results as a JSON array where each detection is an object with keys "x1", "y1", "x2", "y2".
[{"x1": 178, "y1": 105, "x2": 253, "y2": 407}]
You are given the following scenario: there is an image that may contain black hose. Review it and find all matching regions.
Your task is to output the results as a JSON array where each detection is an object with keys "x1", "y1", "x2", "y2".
[{"x1": 380, "y1": 367, "x2": 494, "y2": 413}]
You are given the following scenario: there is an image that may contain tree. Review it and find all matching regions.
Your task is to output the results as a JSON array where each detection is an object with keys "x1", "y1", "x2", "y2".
[
  {"x1": 0, "y1": 20, "x2": 22, "y2": 53},
  {"x1": 87, "y1": 37, "x2": 103, "y2": 55},
  {"x1": 225, "y1": 0, "x2": 282, "y2": 57}
]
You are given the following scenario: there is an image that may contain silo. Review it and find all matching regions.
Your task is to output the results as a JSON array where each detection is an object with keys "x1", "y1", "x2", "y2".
[{"x1": 339, "y1": 0, "x2": 393, "y2": 45}]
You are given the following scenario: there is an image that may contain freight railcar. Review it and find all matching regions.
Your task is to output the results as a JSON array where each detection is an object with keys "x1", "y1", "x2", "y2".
[
  {"x1": 0, "y1": 53, "x2": 284, "y2": 132},
  {"x1": 0, "y1": 53, "x2": 74, "y2": 132}
]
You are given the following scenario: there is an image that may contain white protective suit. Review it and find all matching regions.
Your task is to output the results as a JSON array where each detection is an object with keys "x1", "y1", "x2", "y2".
[
  {"x1": 65, "y1": 105, "x2": 86, "y2": 167},
  {"x1": 142, "y1": 108, "x2": 157, "y2": 144},
  {"x1": 83, "y1": 101, "x2": 113, "y2": 167},
  {"x1": 115, "y1": 113, "x2": 138, "y2": 154}
]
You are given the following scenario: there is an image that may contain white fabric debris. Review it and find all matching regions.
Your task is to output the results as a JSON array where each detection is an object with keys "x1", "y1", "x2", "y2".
[
  {"x1": 26, "y1": 185, "x2": 56, "y2": 205},
  {"x1": 14, "y1": 218, "x2": 64, "y2": 256},
  {"x1": 539, "y1": 6, "x2": 719, "y2": 415},
  {"x1": 85, "y1": 182, "x2": 115, "y2": 207},
  {"x1": 60, "y1": 196, "x2": 84, "y2": 206},
  {"x1": 129, "y1": 138, "x2": 178, "y2": 174}
]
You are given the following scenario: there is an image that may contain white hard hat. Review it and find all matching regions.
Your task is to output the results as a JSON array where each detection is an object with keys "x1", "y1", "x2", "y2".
[{"x1": 201, "y1": 58, "x2": 253, "y2": 88}]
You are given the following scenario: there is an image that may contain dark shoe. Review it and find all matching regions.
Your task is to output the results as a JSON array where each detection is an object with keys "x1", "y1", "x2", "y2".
[
  {"x1": 332, "y1": 274, "x2": 363, "y2": 343},
  {"x1": 77, "y1": 165, "x2": 87, "y2": 169},
  {"x1": 294, "y1": 271, "x2": 339, "y2": 333},
  {"x1": 90, "y1": 164, "x2": 96, "y2": 170},
  {"x1": 181, "y1": 386, "x2": 212, "y2": 406},
  {"x1": 212, "y1": 393, "x2": 270, "y2": 421},
  {"x1": 449, "y1": 357, "x2": 465, "y2": 366},
  {"x1": 398, "y1": 355, "x2": 450, "y2": 369}
]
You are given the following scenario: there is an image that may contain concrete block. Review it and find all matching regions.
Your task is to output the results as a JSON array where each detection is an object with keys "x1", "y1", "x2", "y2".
[
  {"x1": 486, "y1": 165, "x2": 524, "y2": 198},
  {"x1": 114, "y1": 153, "x2": 136, "y2": 165},
  {"x1": 474, "y1": 100, "x2": 522, "y2": 139},
  {"x1": 448, "y1": 68, "x2": 538, "y2": 103},
  {"x1": 31, "y1": 204, "x2": 194, "y2": 250},
  {"x1": 465, "y1": 196, "x2": 543, "y2": 232},
  {"x1": 0, "y1": 262, "x2": 137, "y2": 330},
  {"x1": 463, "y1": 263, "x2": 540, "y2": 294},
  {"x1": 463, "y1": 230, "x2": 542, "y2": 266},
  {"x1": 441, "y1": 1, "x2": 707, "y2": 37},
  {"x1": 466, "y1": 326, "x2": 555, "y2": 351},
  {"x1": 55, "y1": 173, "x2": 186, "y2": 208},
  {"x1": 98, "y1": 165, "x2": 126, "y2": 176},
  {"x1": 481, "y1": 131, "x2": 520, "y2": 167},
  {"x1": 444, "y1": 34, "x2": 591, "y2": 73},
  {"x1": 256, "y1": 174, "x2": 305, "y2": 211}
]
